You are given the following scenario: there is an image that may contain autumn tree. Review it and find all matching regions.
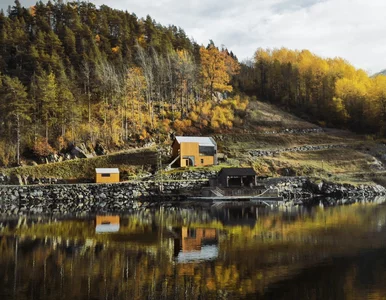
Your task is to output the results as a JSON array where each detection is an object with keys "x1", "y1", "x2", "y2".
[
  {"x1": 0, "y1": 75, "x2": 31, "y2": 164},
  {"x1": 200, "y1": 43, "x2": 239, "y2": 100},
  {"x1": 38, "y1": 71, "x2": 58, "y2": 141}
]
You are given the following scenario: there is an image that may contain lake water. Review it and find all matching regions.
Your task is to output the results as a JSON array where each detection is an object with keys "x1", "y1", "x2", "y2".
[{"x1": 1, "y1": 200, "x2": 386, "y2": 299}]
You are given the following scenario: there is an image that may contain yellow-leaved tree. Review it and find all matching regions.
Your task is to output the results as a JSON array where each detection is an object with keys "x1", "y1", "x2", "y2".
[{"x1": 200, "y1": 44, "x2": 239, "y2": 100}]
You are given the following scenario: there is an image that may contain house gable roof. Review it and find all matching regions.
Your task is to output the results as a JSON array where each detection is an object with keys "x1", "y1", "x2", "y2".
[
  {"x1": 218, "y1": 168, "x2": 257, "y2": 177},
  {"x1": 95, "y1": 168, "x2": 120, "y2": 174},
  {"x1": 173, "y1": 136, "x2": 216, "y2": 147}
]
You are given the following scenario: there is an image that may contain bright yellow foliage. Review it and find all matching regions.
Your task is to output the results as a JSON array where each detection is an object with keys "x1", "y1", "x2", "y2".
[
  {"x1": 111, "y1": 46, "x2": 120, "y2": 54},
  {"x1": 200, "y1": 45, "x2": 239, "y2": 98}
]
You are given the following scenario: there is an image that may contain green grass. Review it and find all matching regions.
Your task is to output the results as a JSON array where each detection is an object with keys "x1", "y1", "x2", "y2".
[
  {"x1": 246, "y1": 100, "x2": 319, "y2": 130},
  {"x1": 1, "y1": 148, "x2": 157, "y2": 181},
  {"x1": 162, "y1": 160, "x2": 244, "y2": 175},
  {"x1": 216, "y1": 132, "x2": 358, "y2": 154},
  {"x1": 251, "y1": 148, "x2": 379, "y2": 185},
  {"x1": 0, "y1": 99, "x2": 381, "y2": 186}
]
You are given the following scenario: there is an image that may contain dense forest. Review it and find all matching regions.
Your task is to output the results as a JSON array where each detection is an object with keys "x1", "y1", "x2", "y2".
[
  {"x1": 236, "y1": 48, "x2": 386, "y2": 135},
  {"x1": 1, "y1": 1, "x2": 386, "y2": 167},
  {"x1": 0, "y1": 0, "x2": 245, "y2": 166}
]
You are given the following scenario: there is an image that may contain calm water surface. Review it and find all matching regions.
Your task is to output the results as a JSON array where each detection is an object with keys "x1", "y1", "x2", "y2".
[{"x1": 1, "y1": 201, "x2": 386, "y2": 300}]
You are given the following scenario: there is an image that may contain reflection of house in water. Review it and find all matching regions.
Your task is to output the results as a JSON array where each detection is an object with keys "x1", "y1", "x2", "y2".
[
  {"x1": 215, "y1": 206, "x2": 259, "y2": 227},
  {"x1": 95, "y1": 216, "x2": 120, "y2": 233},
  {"x1": 174, "y1": 227, "x2": 218, "y2": 263}
]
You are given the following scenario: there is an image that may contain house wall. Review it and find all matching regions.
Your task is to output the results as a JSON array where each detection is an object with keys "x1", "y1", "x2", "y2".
[
  {"x1": 218, "y1": 175, "x2": 257, "y2": 187},
  {"x1": 171, "y1": 141, "x2": 180, "y2": 158},
  {"x1": 180, "y1": 142, "x2": 199, "y2": 167},
  {"x1": 197, "y1": 156, "x2": 215, "y2": 166},
  {"x1": 96, "y1": 215, "x2": 120, "y2": 226},
  {"x1": 179, "y1": 142, "x2": 215, "y2": 167},
  {"x1": 96, "y1": 173, "x2": 120, "y2": 183},
  {"x1": 218, "y1": 174, "x2": 227, "y2": 187}
]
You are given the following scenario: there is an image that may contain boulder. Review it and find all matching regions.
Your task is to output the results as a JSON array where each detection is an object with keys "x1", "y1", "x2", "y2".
[
  {"x1": 10, "y1": 174, "x2": 23, "y2": 186},
  {"x1": 94, "y1": 142, "x2": 107, "y2": 156},
  {"x1": 70, "y1": 146, "x2": 88, "y2": 159}
]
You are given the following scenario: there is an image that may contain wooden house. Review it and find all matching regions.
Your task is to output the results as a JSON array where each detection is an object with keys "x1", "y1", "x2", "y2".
[
  {"x1": 217, "y1": 168, "x2": 257, "y2": 187},
  {"x1": 171, "y1": 136, "x2": 217, "y2": 167},
  {"x1": 95, "y1": 168, "x2": 120, "y2": 183}
]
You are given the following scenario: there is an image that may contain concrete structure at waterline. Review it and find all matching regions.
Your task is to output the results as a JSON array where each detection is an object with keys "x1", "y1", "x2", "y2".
[
  {"x1": 171, "y1": 136, "x2": 217, "y2": 167},
  {"x1": 95, "y1": 168, "x2": 120, "y2": 183}
]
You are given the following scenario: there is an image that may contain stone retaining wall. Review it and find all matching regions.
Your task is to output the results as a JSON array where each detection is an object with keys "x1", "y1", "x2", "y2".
[
  {"x1": 249, "y1": 144, "x2": 349, "y2": 157},
  {"x1": 0, "y1": 180, "x2": 208, "y2": 216},
  {"x1": 1, "y1": 173, "x2": 386, "y2": 216}
]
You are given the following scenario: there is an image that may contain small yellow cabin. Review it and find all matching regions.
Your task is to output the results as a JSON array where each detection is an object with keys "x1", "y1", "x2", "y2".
[{"x1": 95, "y1": 168, "x2": 120, "y2": 183}]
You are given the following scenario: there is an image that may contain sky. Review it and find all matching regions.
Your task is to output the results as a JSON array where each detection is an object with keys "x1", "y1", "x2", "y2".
[{"x1": 2, "y1": 0, "x2": 386, "y2": 74}]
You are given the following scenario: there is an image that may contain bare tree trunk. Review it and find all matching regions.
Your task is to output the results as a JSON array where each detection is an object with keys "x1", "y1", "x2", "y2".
[
  {"x1": 16, "y1": 114, "x2": 20, "y2": 165},
  {"x1": 45, "y1": 120, "x2": 48, "y2": 141}
]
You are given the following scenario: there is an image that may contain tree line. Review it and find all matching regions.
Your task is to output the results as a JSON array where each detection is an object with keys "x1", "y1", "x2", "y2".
[
  {"x1": 236, "y1": 48, "x2": 386, "y2": 135},
  {"x1": 0, "y1": 1, "x2": 244, "y2": 166}
]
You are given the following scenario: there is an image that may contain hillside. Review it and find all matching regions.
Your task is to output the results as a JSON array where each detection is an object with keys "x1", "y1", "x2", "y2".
[
  {"x1": 3, "y1": 98, "x2": 386, "y2": 187},
  {"x1": 0, "y1": 1, "x2": 242, "y2": 167},
  {"x1": 2, "y1": 1, "x2": 386, "y2": 187},
  {"x1": 373, "y1": 69, "x2": 386, "y2": 77},
  {"x1": 214, "y1": 100, "x2": 386, "y2": 185}
]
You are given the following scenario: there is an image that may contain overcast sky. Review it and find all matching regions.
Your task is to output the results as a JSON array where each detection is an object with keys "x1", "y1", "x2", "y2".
[{"x1": 2, "y1": 0, "x2": 386, "y2": 74}]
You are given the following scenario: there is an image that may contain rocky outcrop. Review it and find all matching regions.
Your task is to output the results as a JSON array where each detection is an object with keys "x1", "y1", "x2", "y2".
[
  {"x1": 261, "y1": 128, "x2": 324, "y2": 135},
  {"x1": 160, "y1": 170, "x2": 218, "y2": 181},
  {"x1": 263, "y1": 177, "x2": 386, "y2": 201},
  {"x1": 0, "y1": 173, "x2": 67, "y2": 186},
  {"x1": 2, "y1": 169, "x2": 385, "y2": 216},
  {"x1": 249, "y1": 144, "x2": 349, "y2": 157},
  {"x1": 0, "y1": 173, "x2": 10, "y2": 184}
]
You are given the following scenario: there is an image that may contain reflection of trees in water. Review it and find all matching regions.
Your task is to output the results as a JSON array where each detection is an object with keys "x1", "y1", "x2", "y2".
[
  {"x1": 1, "y1": 204, "x2": 386, "y2": 299},
  {"x1": 2, "y1": 236, "x2": 386, "y2": 300}
]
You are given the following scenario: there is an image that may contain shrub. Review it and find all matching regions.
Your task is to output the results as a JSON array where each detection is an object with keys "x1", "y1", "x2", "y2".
[
  {"x1": 0, "y1": 140, "x2": 16, "y2": 167},
  {"x1": 33, "y1": 136, "x2": 55, "y2": 157}
]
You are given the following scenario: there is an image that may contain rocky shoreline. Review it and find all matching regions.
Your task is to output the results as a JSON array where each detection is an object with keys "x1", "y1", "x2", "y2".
[
  {"x1": 267, "y1": 177, "x2": 386, "y2": 201},
  {"x1": 0, "y1": 180, "x2": 207, "y2": 216},
  {"x1": 1, "y1": 171, "x2": 385, "y2": 216}
]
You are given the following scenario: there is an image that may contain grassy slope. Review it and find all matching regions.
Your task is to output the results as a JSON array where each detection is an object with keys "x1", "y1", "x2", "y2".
[
  {"x1": 245, "y1": 101, "x2": 319, "y2": 130},
  {"x1": 213, "y1": 100, "x2": 385, "y2": 185},
  {"x1": 1, "y1": 99, "x2": 385, "y2": 186},
  {"x1": 2, "y1": 148, "x2": 157, "y2": 181}
]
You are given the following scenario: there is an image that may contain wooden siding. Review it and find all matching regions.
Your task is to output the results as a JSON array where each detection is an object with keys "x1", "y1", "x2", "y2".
[
  {"x1": 180, "y1": 142, "x2": 199, "y2": 167},
  {"x1": 198, "y1": 155, "x2": 215, "y2": 166},
  {"x1": 96, "y1": 173, "x2": 120, "y2": 183},
  {"x1": 172, "y1": 140, "x2": 180, "y2": 158},
  {"x1": 179, "y1": 142, "x2": 215, "y2": 167},
  {"x1": 172, "y1": 139, "x2": 216, "y2": 167},
  {"x1": 96, "y1": 216, "x2": 120, "y2": 226}
]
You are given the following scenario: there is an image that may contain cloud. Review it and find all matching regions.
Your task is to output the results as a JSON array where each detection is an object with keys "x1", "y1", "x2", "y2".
[{"x1": 3, "y1": 0, "x2": 386, "y2": 73}]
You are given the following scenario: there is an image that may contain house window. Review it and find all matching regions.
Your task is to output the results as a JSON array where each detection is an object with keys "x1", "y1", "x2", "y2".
[
  {"x1": 201, "y1": 159, "x2": 204, "y2": 164},
  {"x1": 101, "y1": 173, "x2": 111, "y2": 177},
  {"x1": 199, "y1": 146, "x2": 215, "y2": 156}
]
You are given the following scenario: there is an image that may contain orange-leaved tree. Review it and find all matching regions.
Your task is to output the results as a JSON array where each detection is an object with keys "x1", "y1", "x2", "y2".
[{"x1": 200, "y1": 43, "x2": 239, "y2": 100}]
